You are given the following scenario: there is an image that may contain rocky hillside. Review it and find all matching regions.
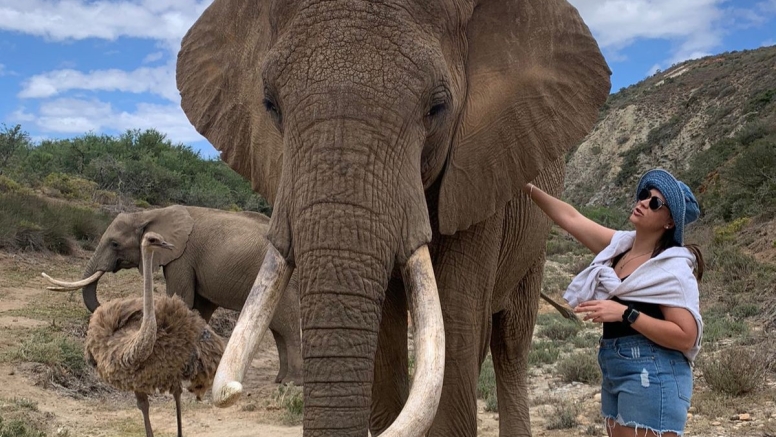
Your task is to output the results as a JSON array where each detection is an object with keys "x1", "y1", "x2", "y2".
[{"x1": 565, "y1": 45, "x2": 776, "y2": 219}]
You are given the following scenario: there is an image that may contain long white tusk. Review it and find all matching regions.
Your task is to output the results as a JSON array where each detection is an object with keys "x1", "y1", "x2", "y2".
[
  {"x1": 212, "y1": 245, "x2": 292, "y2": 407},
  {"x1": 381, "y1": 245, "x2": 445, "y2": 437},
  {"x1": 41, "y1": 271, "x2": 103, "y2": 289}
]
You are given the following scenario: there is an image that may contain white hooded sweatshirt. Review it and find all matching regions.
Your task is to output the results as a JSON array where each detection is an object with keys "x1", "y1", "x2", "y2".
[{"x1": 563, "y1": 231, "x2": 703, "y2": 362}]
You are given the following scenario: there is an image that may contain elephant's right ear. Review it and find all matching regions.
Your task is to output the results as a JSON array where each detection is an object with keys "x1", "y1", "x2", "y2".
[
  {"x1": 142, "y1": 206, "x2": 194, "y2": 266},
  {"x1": 177, "y1": 1, "x2": 283, "y2": 205}
]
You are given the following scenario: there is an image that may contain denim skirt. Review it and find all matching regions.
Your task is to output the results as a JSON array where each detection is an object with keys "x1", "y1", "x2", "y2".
[{"x1": 598, "y1": 334, "x2": 693, "y2": 435}]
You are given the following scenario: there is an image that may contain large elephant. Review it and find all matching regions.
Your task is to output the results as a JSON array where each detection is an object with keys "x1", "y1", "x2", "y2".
[
  {"x1": 176, "y1": 0, "x2": 610, "y2": 436},
  {"x1": 43, "y1": 206, "x2": 303, "y2": 385}
]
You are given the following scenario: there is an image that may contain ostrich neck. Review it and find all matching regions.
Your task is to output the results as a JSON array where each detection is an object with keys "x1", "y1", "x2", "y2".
[{"x1": 123, "y1": 246, "x2": 157, "y2": 367}]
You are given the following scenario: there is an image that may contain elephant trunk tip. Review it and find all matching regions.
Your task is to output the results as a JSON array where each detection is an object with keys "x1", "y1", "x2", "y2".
[{"x1": 213, "y1": 381, "x2": 243, "y2": 408}]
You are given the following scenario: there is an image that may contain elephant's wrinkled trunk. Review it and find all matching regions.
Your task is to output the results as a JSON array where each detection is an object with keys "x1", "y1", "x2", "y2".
[
  {"x1": 81, "y1": 255, "x2": 104, "y2": 312},
  {"x1": 293, "y1": 203, "x2": 394, "y2": 436}
]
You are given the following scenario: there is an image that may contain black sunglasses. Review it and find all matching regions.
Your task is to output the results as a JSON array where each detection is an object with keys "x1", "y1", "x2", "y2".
[{"x1": 638, "y1": 188, "x2": 667, "y2": 211}]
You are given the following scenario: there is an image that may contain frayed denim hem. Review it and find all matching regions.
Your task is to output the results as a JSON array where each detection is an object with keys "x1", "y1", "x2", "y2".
[{"x1": 603, "y1": 414, "x2": 684, "y2": 436}]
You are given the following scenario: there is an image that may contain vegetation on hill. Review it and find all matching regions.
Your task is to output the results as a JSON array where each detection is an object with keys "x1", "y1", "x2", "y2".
[
  {"x1": 566, "y1": 45, "x2": 776, "y2": 226},
  {"x1": 0, "y1": 125, "x2": 271, "y2": 254}
]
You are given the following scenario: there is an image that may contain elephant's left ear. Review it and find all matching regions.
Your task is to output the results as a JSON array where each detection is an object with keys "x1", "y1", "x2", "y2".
[
  {"x1": 143, "y1": 206, "x2": 194, "y2": 266},
  {"x1": 438, "y1": 0, "x2": 611, "y2": 235}
]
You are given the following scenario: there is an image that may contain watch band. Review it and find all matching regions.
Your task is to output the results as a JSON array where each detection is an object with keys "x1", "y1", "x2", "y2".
[{"x1": 622, "y1": 305, "x2": 640, "y2": 325}]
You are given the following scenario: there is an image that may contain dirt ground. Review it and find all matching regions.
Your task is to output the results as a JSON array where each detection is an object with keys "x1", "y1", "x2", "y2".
[{"x1": 0, "y1": 250, "x2": 774, "y2": 437}]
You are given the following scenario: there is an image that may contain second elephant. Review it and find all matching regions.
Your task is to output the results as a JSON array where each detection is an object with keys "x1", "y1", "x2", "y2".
[{"x1": 46, "y1": 205, "x2": 302, "y2": 385}]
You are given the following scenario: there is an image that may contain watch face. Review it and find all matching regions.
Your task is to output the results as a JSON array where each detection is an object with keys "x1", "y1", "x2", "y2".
[{"x1": 627, "y1": 309, "x2": 640, "y2": 324}]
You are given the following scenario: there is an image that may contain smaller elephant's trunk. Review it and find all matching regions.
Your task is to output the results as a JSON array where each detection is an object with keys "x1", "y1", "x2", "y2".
[{"x1": 212, "y1": 245, "x2": 293, "y2": 407}]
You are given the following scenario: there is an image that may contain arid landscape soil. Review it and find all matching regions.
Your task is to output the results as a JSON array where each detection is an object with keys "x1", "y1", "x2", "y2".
[{"x1": 0, "y1": 250, "x2": 774, "y2": 437}]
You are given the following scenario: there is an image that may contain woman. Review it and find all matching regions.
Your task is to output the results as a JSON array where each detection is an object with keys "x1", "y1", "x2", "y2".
[{"x1": 525, "y1": 168, "x2": 704, "y2": 437}]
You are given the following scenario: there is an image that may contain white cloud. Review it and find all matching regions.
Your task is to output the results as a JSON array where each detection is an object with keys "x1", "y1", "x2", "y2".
[
  {"x1": 143, "y1": 51, "x2": 165, "y2": 64},
  {"x1": 11, "y1": 98, "x2": 207, "y2": 145},
  {"x1": 763, "y1": 39, "x2": 776, "y2": 47},
  {"x1": 569, "y1": 0, "x2": 725, "y2": 60},
  {"x1": 569, "y1": 0, "x2": 776, "y2": 67},
  {"x1": 0, "y1": 0, "x2": 212, "y2": 44},
  {"x1": 19, "y1": 64, "x2": 178, "y2": 101}
]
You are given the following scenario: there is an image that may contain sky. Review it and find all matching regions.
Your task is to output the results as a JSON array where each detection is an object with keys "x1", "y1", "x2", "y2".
[{"x1": 0, "y1": 0, "x2": 775, "y2": 158}]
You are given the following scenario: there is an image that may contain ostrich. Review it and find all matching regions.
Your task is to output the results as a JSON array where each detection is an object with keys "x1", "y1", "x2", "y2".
[{"x1": 83, "y1": 232, "x2": 224, "y2": 437}]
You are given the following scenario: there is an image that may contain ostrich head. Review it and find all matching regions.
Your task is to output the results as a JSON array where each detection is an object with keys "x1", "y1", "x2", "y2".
[{"x1": 141, "y1": 232, "x2": 175, "y2": 252}]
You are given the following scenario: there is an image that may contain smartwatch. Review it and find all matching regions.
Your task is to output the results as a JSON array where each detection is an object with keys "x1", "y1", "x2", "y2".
[{"x1": 622, "y1": 305, "x2": 640, "y2": 325}]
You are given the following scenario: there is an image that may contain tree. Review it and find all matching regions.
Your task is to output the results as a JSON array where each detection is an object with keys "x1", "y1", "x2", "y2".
[{"x1": 0, "y1": 124, "x2": 31, "y2": 175}]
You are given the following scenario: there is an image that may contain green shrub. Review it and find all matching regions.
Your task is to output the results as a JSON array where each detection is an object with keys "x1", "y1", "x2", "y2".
[
  {"x1": 42, "y1": 173, "x2": 97, "y2": 201},
  {"x1": 0, "y1": 417, "x2": 46, "y2": 437},
  {"x1": 528, "y1": 341, "x2": 561, "y2": 366},
  {"x1": 0, "y1": 193, "x2": 111, "y2": 254},
  {"x1": 478, "y1": 355, "x2": 498, "y2": 412},
  {"x1": 713, "y1": 218, "x2": 751, "y2": 244},
  {"x1": 556, "y1": 351, "x2": 601, "y2": 384},
  {"x1": 700, "y1": 348, "x2": 767, "y2": 396},
  {"x1": 8, "y1": 328, "x2": 87, "y2": 379},
  {"x1": 702, "y1": 312, "x2": 749, "y2": 344},
  {"x1": 272, "y1": 383, "x2": 304, "y2": 425},
  {"x1": 0, "y1": 175, "x2": 22, "y2": 193},
  {"x1": 544, "y1": 399, "x2": 580, "y2": 430},
  {"x1": 536, "y1": 315, "x2": 581, "y2": 341}
]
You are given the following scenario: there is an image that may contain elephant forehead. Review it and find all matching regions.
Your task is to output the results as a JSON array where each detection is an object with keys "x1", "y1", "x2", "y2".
[{"x1": 267, "y1": 3, "x2": 442, "y2": 95}]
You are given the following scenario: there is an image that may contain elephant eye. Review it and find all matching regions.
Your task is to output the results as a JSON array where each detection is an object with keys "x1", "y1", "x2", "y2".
[
  {"x1": 110, "y1": 241, "x2": 120, "y2": 249},
  {"x1": 425, "y1": 103, "x2": 446, "y2": 118},
  {"x1": 263, "y1": 97, "x2": 282, "y2": 126}
]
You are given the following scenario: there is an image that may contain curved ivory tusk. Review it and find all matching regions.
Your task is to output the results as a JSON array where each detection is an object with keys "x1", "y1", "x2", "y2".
[
  {"x1": 41, "y1": 271, "x2": 103, "y2": 289},
  {"x1": 212, "y1": 245, "x2": 292, "y2": 407},
  {"x1": 382, "y1": 245, "x2": 445, "y2": 437}
]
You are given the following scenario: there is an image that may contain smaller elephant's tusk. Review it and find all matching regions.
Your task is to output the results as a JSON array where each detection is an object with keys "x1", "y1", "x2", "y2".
[
  {"x1": 211, "y1": 245, "x2": 292, "y2": 408},
  {"x1": 41, "y1": 271, "x2": 103, "y2": 290},
  {"x1": 382, "y1": 245, "x2": 445, "y2": 437}
]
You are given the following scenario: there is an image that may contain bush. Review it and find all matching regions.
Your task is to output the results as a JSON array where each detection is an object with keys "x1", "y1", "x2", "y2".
[
  {"x1": 701, "y1": 348, "x2": 767, "y2": 396},
  {"x1": 528, "y1": 341, "x2": 561, "y2": 366},
  {"x1": 556, "y1": 351, "x2": 601, "y2": 384},
  {"x1": 536, "y1": 315, "x2": 581, "y2": 341},
  {"x1": 9, "y1": 328, "x2": 87, "y2": 378},
  {"x1": 478, "y1": 355, "x2": 498, "y2": 412},
  {"x1": 544, "y1": 400, "x2": 580, "y2": 430},
  {"x1": 0, "y1": 193, "x2": 111, "y2": 254},
  {"x1": 0, "y1": 417, "x2": 46, "y2": 437},
  {"x1": 272, "y1": 383, "x2": 304, "y2": 425},
  {"x1": 42, "y1": 173, "x2": 97, "y2": 201}
]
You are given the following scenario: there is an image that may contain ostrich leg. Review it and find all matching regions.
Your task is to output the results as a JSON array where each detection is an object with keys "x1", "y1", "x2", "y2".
[{"x1": 135, "y1": 392, "x2": 154, "y2": 437}]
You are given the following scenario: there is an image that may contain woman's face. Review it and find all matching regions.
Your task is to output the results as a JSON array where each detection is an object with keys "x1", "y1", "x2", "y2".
[{"x1": 630, "y1": 187, "x2": 674, "y2": 233}]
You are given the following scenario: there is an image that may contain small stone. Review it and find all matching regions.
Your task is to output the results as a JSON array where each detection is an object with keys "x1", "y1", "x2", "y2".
[
  {"x1": 7, "y1": 369, "x2": 14, "y2": 376},
  {"x1": 687, "y1": 413, "x2": 693, "y2": 420},
  {"x1": 594, "y1": 393, "x2": 601, "y2": 402},
  {"x1": 712, "y1": 421, "x2": 721, "y2": 426},
  {"x1": 688, "y1": 406, "x2": 696, "y2": 413}
]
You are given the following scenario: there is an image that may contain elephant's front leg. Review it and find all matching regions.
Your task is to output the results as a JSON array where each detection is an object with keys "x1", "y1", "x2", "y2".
[{"x1": 428, "y1": 210, "x2": 504, "y2": 437}]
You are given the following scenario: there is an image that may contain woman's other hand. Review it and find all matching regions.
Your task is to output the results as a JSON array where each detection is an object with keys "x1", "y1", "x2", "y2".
[{"x1": 575, "y1": 300, "x2": 628, "y2": 323}]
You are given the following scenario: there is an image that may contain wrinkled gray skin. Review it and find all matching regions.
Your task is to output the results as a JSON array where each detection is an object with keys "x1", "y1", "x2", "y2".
[
  {"x1": 80, "y1": 206, "x2": 302, "y2": 385},
  {"x1": 177, "y1": 0, "x2": 610, "y2": 435}
]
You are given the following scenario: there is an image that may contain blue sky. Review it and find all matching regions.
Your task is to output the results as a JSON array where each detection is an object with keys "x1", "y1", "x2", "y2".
[{"x1": 1, "y1": 0, "x2": 775, "y2": 158}]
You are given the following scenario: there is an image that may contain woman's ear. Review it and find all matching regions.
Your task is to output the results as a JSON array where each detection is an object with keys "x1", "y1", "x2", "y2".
[
  {"x1": 438, "y1": 0, "x2": 611, "y2": 235},
  {"x1": 177, "y1": 0, "x2": 284, "y2": 205}
]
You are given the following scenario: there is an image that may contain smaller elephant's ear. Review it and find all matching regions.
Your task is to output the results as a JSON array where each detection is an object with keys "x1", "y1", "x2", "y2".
[
  {"x1": 142, "y1": 206, "x2": 194, "y2": 266},
  {"x1": 438, "y1": 0, "x2": 611, "y2": 234},
  {"x1": 177, "y1": 0, "x2": 283, "y2": 204}
]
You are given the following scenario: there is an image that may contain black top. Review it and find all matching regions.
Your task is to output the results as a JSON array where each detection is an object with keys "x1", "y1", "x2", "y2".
[{"x1": 602, "y1": 251, "x2": 665, "y2": 339}]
